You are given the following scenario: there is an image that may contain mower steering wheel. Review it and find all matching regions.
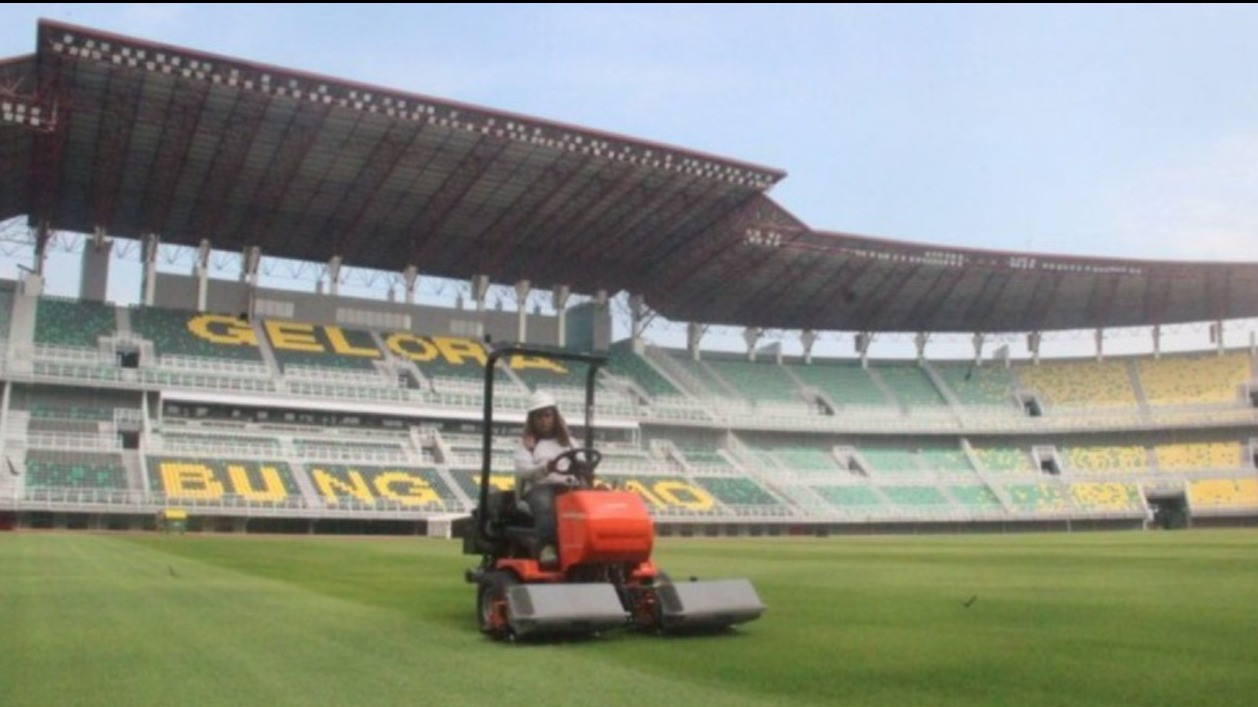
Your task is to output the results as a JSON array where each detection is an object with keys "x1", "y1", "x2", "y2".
[{"x1": 550, "y1": 448, "x2": 602, "y2": 482}]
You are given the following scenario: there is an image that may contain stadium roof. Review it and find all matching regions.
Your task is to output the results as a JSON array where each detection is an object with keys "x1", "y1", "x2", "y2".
[
  {"x1": 653, "y1": 214, "x2": 1258, "y2": 332},
  {"x1": 0, "y1": 21, "x2": 783, "y2": 295},
  {"x1": 4, "y1": 19, "x2": 1258, "y2": 334}
]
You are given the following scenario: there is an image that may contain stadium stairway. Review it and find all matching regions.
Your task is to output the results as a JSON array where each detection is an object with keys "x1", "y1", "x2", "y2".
[
  {"x1": 434, "y1": 466, "x2": 475, "y2": 509},
  {"x1": 394, "y1": 356, "x2": 434, "y2": 395},
  {"x1": 498, "y1": 364, "x2": 529, "y2": 394},
  {"x1": 121, "y1": 450, "x2": 145, "y2": 495},
  {"x1": 114, "y1": 306, "x2": 133, "y2": 338},
  {"x1": 660, "y1": 443, "x2": 695, "y2": 475},
  {"x1": 250, "y1": 319, "x2": 288, "y2": 393},
  {"x1": 866, "y1": 482, "x2": 900, "y2": 513},
  {"x1": 863, "y1": 367, "x2": 907, "y2": 411},
  {"x1": 5, "y1": 287, "x2": 37, "y2": 376},
  {"x1": 722, "y1": 434, "x2": 837, "y2": 518},
  {"x1": 959, "y1": 439, "x2": 1018, "y2": 513},
  {"x1": 643, "y1": 439, "x2": 688, "y2": 475},
  {"x1": 278, "y1": 437, "x2": 325, "y2": 509},
  {"x1": 778, "y1": 364, "x2": 840, "y2": 412},
  {"x1": 2, "y1": 409, "x2": 31, "y2": 498},
  {"x1": 400, "y1": 429, "x2": 472, "y2": 509},
  {"x1": 1126, "y1": 361, "x2": 1151, "y2": 410},
  {"x1": 0, "y1": 454, "x2": 26, "y2": 499},
  {"x1": 721, "y1": 433, "x2": 765, "y2": 472},
  {"x1": 644, "y1": 347, "x2": 717, "y2": 399},
  {"x1": 695, "y1": 359, "x2": 752, "y2": 400},
  {"x1": 919, "y1": 360, "x2": 966, "y2": 412},
  {"x1": 428, "y1": 429, "x2": 458, "y2": 467},
  {"x1": 617, "y1": 346, "x2": 693, "y2": 401},
  {"x1": 0, "y1": 409, "x2": 27, "y2": 500},
  {"x1": 398, "y1": 429, "x2": 428, "y2": 467},
  {"x1": 769, "y1": 480, "x2": 832, "y2": 516}
]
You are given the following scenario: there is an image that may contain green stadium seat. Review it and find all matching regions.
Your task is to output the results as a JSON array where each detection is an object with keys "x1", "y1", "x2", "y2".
[
  {"x1": 812, "y1": 485, "x2": 883, "y2": 509},
  {"x1": 130, "y1": 307, "x2": 263, "y2": 361},
  {"x1": 36, "y1": 297, "x2": 115, "y2": 349},
  {"x1": 882, "y1": 486, "x2": 949, "y2": 506},
  {"x1": 874, "y1": 365, "x2": 947, "y2": 408},
  {"x1": 948, "y1": 485, "x2": 1004, "y2": 510},
  {"x1": 786, "y1": 361, "x2": 889, "y2": 407},
  {"x1": 935, "y1": 363, "x2": 1018, "y2": 407},
  {"x1": 26, "y1": 450, "x2": 128, "y2": 490},
  {"x1": 859, "y1": 445, "x2": 922, "y2": 474},
  {"x1": 702, "y1": 358, "x2": 805, "y2": 404},
  {"x1": 0, "y1": 284, "x2": 14, "y2": 339},
  {"x1": 605, "y1": 345, "x2": 685, "y2": 399},
  {"x1": 693, "y1": 476, "x2": 780, "y2": 507}
]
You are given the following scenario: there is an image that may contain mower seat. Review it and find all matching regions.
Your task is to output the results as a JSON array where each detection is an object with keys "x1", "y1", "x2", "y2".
[
  {"x1": 485, "y1": 489, "x2": 532, "y2": 524},
  {"x1": 484, "y1": 488, "x2": 543, "y2": 556}
]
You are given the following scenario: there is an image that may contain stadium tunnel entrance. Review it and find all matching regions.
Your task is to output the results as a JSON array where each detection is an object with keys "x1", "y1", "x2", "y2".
[{"x1": 1145, "y1": 491, "x2": 1189, "y2": 530}]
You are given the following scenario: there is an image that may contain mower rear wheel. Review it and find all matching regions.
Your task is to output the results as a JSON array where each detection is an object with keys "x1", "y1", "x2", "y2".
[{"x1": 476, "y1": 570, "x2": 518, "y2": 640}]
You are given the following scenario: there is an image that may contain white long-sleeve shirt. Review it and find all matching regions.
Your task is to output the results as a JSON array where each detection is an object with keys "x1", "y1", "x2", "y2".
[{"x1": 514, "y1": 437, "x2": 574, "y2": 495}]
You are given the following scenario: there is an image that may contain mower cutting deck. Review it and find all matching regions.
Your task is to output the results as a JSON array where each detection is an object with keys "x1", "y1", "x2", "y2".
[{"x1": 462, "y1": 344, "x2": 765, "y2": 641}]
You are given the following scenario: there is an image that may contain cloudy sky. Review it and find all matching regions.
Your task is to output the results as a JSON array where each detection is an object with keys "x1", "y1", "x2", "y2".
[{"x1": 3, "y1": 4, "x2": 1257, "y2": 353}]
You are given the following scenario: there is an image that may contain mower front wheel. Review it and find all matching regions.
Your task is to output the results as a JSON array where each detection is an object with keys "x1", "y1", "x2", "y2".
[{"x1": 476, "y1": 570, "x2": 518, "y2": 640}]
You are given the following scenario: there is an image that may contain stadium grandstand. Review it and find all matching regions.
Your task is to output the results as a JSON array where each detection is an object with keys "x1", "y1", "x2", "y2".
[{"x1": 2, "y1": 20, "x2": 1257, "y2": 536}]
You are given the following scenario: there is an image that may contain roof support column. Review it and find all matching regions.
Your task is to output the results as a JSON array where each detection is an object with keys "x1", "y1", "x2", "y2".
[
  {"x1": 1151, "y1": 325, "x2": 1161, "y2": 360},
  {"x1": 326, "y1": 255, "x2": 343, "y2": 297},
  {"x1": 241, "y1": 245, "x2": 261, "y2": 320},
  {"x1": 855, "y1": 332, "x2": 872, "y2": 369},
  {"x1": 79, "y1": 226, "x2": 112, "y2": 303},
  {"x1": 515, "y1": 279, "x2": 531, "y2": 344},
  {"x1": 1028, "y1": 332, "x2": 1042, "y2": 365},
  {"x1": 194, "y1": 239, "x2": 211, "y2": 312},
  {"x1": 553, "y1": 284, "x2": 571, "y2": 348},
  {"x1": 629, "y1": 294, "x2": 648, "y2": 354},
  {"x1": 800, "y1": 330, "x2": 817, "y2": 365},
  {"x1": 915, "y1": 333, "x2": 929, "y2": 364},
  {"x1": 743, "y1": 327, "x2": 762, "y2": 362},
  {"x1": 32, "y1": 221, "x2": 51, "y2": 277},
  {"x1": 972, "y1": 332, "x2": 985, "y2": 367},
  {"x1": 1213, "y1": 320, "x2": 1225, "y2": 356},
  {"x1": 402, "y1": 265, "x2": 419, "y2": 305},
  {"x1": 141, "y1": 233, "x2": 160, "y2": 307},
  {"x1": 471, "y1": 274, "x2": 489, "y2": 312},
  {"x1": 1094, "y1": 328, "x2": 1104, "y2": 362},
  {"x1": 687, "y1": 323, "x2": 705, "y2": 362},
  {"x1": 20, "y1": 222, "x2": 49, "y2": 296}
]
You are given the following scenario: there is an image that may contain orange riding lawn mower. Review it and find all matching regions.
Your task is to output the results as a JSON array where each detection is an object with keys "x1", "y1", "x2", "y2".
[{"x1": 463, "y1": 345, "x2": 765, "y2": 641}]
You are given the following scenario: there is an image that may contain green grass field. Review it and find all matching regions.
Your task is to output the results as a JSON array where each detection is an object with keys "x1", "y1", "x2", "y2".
[{"x1": 3, "y1": 530, "x2": 1257, "y2": 706}]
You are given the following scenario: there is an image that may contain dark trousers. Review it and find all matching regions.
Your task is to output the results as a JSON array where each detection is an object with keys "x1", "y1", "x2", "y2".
[{"x1": 524, "y1": 484, "x2": 559, "y2": 550}]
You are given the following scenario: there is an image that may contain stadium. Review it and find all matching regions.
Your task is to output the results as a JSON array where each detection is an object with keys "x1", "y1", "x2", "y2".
[{"x1": 4, "y1": 18, "x2": 1258, "y2": 706}]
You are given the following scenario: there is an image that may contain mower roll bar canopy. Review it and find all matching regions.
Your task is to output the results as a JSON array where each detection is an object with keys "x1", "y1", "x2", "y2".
[{"x1": 478, "y1": 344, "x2": 608, "y2": 543}]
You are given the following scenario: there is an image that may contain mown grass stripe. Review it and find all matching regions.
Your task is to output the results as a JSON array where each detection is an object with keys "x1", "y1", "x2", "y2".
[{"x1": 3, "y1": 531, "x2": 1257, "y2": 706}]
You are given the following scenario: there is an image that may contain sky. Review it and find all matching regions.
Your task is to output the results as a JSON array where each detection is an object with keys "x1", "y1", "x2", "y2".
[{"x1": 3, "y1": 3, "x2": 1258, "y2": 356}]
